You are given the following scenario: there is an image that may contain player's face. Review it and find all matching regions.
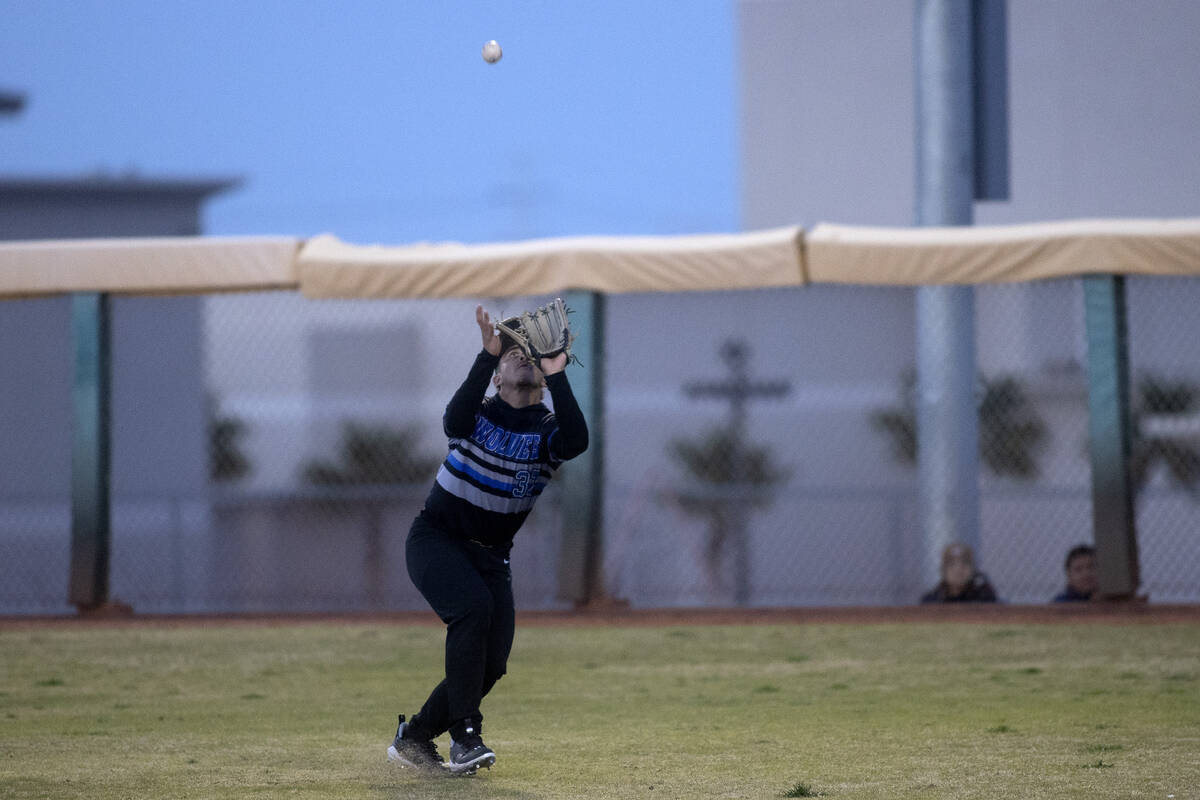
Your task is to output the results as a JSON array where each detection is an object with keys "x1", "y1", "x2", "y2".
[{"x1": 497, "y1": 346, "x2": 543, "y2": 389}]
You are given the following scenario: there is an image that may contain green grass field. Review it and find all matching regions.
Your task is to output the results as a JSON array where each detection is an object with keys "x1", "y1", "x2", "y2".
[{"x1": 1, "y1": 618, "x2": 1197, "y2": 799}]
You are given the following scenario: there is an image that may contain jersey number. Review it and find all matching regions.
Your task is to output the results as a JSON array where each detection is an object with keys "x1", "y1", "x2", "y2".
[{"x1": 512, "y1": 470, "x2": 532, "y2": 498}]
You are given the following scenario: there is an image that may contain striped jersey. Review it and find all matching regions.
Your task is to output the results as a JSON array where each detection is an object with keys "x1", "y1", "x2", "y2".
[{"x1": 420, "y1": 350, "x2": 588, "y2": 547}]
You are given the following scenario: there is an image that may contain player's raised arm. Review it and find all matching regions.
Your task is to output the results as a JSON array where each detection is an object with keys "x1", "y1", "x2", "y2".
[
  {"x1": 443, "y1": 307, "x2": 501, "y2": 437},
  {"x1": 477, "y1": 305, "x2": 501, "y2": 356},
  {"x1": 544, "y1": 370, "x2": 588, "y2": 461}
]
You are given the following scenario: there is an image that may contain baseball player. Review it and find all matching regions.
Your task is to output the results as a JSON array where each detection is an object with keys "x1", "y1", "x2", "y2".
[{"x1": 387, "y1": 304, "x2": 588, "y2": 775}]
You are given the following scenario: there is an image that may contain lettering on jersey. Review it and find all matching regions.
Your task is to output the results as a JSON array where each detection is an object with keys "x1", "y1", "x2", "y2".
[{"x1": 471, "y1": 416, "x2": 540, "y2": 461}]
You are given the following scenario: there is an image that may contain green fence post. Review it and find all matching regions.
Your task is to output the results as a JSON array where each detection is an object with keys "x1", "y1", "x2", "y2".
[
  {"x1": 557, "y1": 290, "x2": 606, "y2": 607},
  {"x1": 69, "y1": 292, "x2": 113, "y2": 611},
  {"x1": 1082, "y1": 275, "x2": 1140, "y2": 599}
]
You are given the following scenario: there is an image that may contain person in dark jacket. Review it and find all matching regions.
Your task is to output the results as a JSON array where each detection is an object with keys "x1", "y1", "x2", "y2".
[
  {"x1": 387, "y1": 304, "x2": 588, "y2": 776},
  {"x1": 921, "y1": 542, "x2": 998, "y2": 603},
  {"x1": 1052, "y1": 544, "x2": 1097, "y2": 602}
]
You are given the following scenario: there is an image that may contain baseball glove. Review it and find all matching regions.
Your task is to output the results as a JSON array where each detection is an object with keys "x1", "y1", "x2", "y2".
[{"x1": 496, "y1": 297, "x2": 576, "y2": 364}]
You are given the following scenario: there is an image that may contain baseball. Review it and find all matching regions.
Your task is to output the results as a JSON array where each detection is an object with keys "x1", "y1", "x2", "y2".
[{"x1": 482, "y1": 39, "x2": 502, "y2": 64}]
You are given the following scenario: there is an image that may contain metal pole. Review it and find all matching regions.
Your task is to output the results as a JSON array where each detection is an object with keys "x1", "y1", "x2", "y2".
[
  {"x1": 557, "y1": 290, "x2": 606, "y2": 606},
  {"x1": 69, "y1": 292, "x2": 113, "y2": 611},
  {"x1": 914, "y1": 0, "x2": 981, "y2": 588},
  {"x1": 1083, "y1": 276, "x2": 1140, "y2": 598}
]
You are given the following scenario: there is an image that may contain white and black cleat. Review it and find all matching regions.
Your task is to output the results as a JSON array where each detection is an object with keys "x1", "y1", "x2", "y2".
[
  {"x1": 386, "y1": 714, "x2": 446, "y2": 773},
  {"x1": 447, "y1": 727, "x2": 495, "y2": 775}
]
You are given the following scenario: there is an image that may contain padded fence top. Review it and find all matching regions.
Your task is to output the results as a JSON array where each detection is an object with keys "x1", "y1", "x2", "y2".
[
  {"x1": 295, "y1": 226, "x2": 807, "y2": 298},
  {"x1": 807, "y1": 217, "x2": 1200, "y2": 285},
  {"x1": 0, "y1": 236, "x2": 301, "y2": 299},
  {"x1": 3, "y1": 217, "x2": 1200, "y2": 299}
]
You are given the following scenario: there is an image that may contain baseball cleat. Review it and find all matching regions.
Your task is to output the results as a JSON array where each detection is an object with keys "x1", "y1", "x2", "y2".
[
  {"x1": 387, "y1": 714, "x2": 445, "y2": 773},
  {"x1": 447, "y1": 726, "x2": 495, "y2": 775}
]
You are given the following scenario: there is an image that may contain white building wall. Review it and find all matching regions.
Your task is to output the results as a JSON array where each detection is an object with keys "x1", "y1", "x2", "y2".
[{"x1": 736, "y1": 0, "x2": 1200, "y2": 604}]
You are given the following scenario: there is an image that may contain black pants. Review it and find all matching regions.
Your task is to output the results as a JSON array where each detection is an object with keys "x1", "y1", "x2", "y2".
[{"x1": 404, "y1": 513, "x2": 514, "y2": 740}]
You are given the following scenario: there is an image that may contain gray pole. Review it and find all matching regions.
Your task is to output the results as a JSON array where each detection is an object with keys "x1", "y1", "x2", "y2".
[
  {"x1": 1082, "y1": 276, "x2": 1140, "y2": 598},
  {"x1": 914, "y1": 0, "x2": 981, "y2": 587},
  {"x1": 557, "y1": 290, "x2": 606, "y2": 606},
  {"x1": 69, "y1": 292, "x2": 113, "y2": 611}
]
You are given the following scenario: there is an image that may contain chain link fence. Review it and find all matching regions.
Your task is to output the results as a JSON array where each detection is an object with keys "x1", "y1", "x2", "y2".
[
  {"x1": 1127, "y1": 276, "x2": 1200, "y2": 602},
  {"x1": 2, "y1": 279, "x2": 1198, "y2": 613},
  {"x1": 0, "y1": 296, "x2": 73, "y2": 615}
]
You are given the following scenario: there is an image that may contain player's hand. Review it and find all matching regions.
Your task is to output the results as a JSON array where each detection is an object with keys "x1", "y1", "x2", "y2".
[
  {"x1": 476, "y1": 305, "x2": 501, "y2": 356},
  {"x1": 540, "y1": 352, "x2": 568, "y2": 375}
]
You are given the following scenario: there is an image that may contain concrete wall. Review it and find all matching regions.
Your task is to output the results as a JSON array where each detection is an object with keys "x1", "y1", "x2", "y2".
[
  {"x1": 739, "y1": 0, "x2": 1200, "y2": 228},
  {"x1": 736, "y1": 0, "x2": 1200, "y2": 603}
]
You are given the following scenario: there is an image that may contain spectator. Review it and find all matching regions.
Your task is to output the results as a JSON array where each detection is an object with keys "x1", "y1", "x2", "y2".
[
  {"x1": 921, "y1": 542, "x2": 998, "y2": 603},
  {"x1": 1053, "y1": 544, "x2": 1098, "y2": 602}
]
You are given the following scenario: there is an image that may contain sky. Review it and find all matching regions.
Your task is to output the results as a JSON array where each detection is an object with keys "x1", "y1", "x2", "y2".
[{"x1": 0, "y1": 0, "x2": 738, "y2": 244}]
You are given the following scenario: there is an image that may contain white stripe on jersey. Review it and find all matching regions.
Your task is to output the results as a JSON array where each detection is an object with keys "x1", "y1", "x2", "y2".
[
  {"x1": 451, "y1": 437, "x2": 551, "y2": 485},
  {"x1": 436, "y1": 465, "x2": 543, "y2": 513},
  {"x1": 435, "y1": 435, "x2": 552, "y2": 514}
]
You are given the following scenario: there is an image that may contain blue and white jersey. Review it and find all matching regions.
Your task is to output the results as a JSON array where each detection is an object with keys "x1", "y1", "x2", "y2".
[
  {"x1": 418, "y1": 350, "x2": 587, "y2": 548},
  {"x1": 436, "y1": 412, "x2": 558, "y2": 515}
]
